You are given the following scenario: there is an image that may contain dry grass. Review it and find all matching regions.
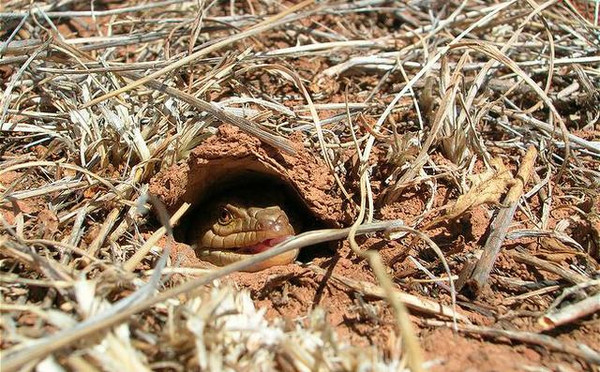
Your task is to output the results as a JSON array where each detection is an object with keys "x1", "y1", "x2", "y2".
[{"x1": 1, "y1": 0, "x2": 599, "y2": 371}]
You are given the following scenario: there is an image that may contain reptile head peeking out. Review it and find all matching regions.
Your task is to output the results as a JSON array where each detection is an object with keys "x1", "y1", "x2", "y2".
[{"x1": 185, "y1": 184, "x2": 300, "y2": 271}]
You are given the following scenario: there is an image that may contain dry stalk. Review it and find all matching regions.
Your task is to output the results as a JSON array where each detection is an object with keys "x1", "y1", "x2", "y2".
[
  {"x1": 1, "y1": 221, "x2": 405, "y2": 371},
  {"x1": 309, "y1": 265, "x2": 469, "y2": 323},
  {"x1": 539, "y1": 293, "x2": 600, "y2": 330},
  {"x1": 346, "y1": 114, "x2": 424, "y2": 371},
  {"x1": 80, "y1": 0, "x2": 316, "y2": 109},
  {"x1": 510, "y1": 250, "x2": 590, "y2": 285},
  {"x1": 2, "y1": 1, "x2": 599, "y2": 370},
  {"x1": 123, "y1": 202, "x2": 190, "y2": 272},
  {"x1": 466, "y1": 145, "x2": 538, "y2": 297},
  {"x1": 424, "y1": 320, "x2": 600, "y2": 365}
]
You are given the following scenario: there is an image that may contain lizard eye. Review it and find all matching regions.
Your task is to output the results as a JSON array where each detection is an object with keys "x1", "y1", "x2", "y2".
[{"x1": 218, "y1": 208, "x2": 233, "y2": 225}]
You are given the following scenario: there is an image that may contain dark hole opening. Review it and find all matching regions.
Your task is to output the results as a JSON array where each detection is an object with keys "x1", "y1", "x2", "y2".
[{"x1": 175, "y1": 171, "x2": 330, "y2": 264}]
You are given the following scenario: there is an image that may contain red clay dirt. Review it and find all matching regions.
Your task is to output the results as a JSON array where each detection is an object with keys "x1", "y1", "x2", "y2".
[
  {"x1": 2, "y1": 1, "x2": 598, "y2": 370},
  {"x1": 150, "y1": 125, "x2": 350, "y2": 227},
  {"x1": 147, "y1": 125, "x2": 599, "y2": 372}
]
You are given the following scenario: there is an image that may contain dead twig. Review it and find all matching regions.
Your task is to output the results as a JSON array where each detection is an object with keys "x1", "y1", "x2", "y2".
[
  {"x1": 539, "y1": 293, "x2": 600, "y2": 331},
  {"x1": 425, "y1": 321, "x2": 600, "y2": 365},
  {"x1": 510, "y1": 250, "x2": 590, "y2": 285},
  {"x1": 465, "y1": 145, "x2": 538, "y2": 297},
  {"x1": 309, "y1": 265, "x2": 470, "y2": 322},
  {"x1": 0, "y1": 221, "x2": 404, "y2": 372}
]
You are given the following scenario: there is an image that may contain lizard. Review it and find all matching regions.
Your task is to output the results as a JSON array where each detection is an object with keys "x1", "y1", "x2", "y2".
[{"x1": 187, "y1": 187, "x2": 298, "y2": 272}]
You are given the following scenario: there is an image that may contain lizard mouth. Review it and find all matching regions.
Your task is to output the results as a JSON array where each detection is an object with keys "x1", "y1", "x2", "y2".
[
  {"x1": 190, "y1": 203, "x2": 298, "y2": 270},
  {"x1": 196, "y1": 234, "x2": 297, "y2": 271},
  {"x1": 233, "y1": 236, "x2": 292, "y2": 254}
]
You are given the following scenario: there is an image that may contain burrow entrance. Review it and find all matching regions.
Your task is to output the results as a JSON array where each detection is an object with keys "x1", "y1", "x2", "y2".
[{"x1": 149, "y1": 125, "x2": 349, "y2": 266}]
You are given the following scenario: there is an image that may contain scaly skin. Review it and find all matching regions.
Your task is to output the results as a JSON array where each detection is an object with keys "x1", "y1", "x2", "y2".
[{"x1": 189, "y1": 197, "x2": 297, "y2": 271}]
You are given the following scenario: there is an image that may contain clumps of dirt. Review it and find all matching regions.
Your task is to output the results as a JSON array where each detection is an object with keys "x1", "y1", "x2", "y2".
[
  {"x1": 149, "y1": 124, "x2": 354, "y2": 268},
  {"x1": 149, "y1": 124, "x2": 351, "y2": 228},
  {"x1": 223, "y1": 252, "x2": 398, "y2": 349},
  {"x1": 421, "y1": 328, "x2": 541, "y2": 371},
  {"x1": 147, "y1": 125, "x2": 405, "y2": 346}
]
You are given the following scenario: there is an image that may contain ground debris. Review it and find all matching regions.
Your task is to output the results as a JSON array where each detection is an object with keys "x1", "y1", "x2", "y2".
[{"x1": 1, "y1": 0, "x2": 599, "y2": 371}]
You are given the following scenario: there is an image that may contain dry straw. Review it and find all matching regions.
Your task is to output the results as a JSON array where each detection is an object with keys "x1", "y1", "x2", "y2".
[{"x1": 1, "y1": 0, "x2": 599, "y2": 371}]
